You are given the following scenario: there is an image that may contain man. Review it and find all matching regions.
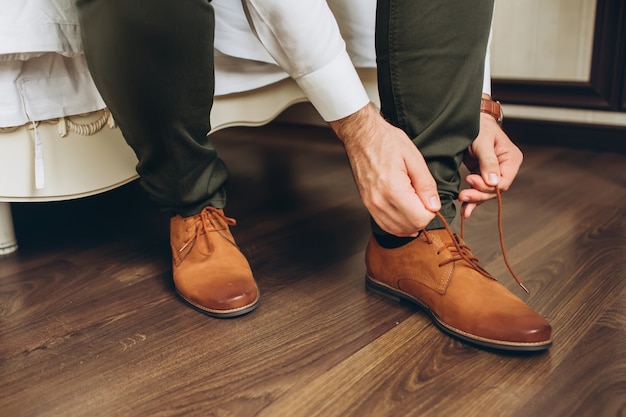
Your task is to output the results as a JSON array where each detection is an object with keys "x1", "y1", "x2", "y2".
[{"x1": 76, "y1": 0, "x2": 552, "y2": 351}]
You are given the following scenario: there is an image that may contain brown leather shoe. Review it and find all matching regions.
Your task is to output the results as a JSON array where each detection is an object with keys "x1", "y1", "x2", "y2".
[
  {"x1": 365, "y1": 213, "x2": 552, "y2": 352},
  {"x1": 170, "y1": 207, "x2": 259, "y2": 318}
]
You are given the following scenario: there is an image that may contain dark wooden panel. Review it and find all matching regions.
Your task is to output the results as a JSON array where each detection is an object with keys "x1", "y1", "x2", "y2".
[{"x1": 503, "y1": 118, "x2": 626, "y2": 154}]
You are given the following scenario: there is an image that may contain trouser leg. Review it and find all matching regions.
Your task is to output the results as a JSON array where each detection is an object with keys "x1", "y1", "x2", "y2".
[
  {"x1": 76, "y1": 0, "x2": 227, "y2": 216},
  {"x1": 375, "y1": 0, "x2": 494, "y2": 232}
]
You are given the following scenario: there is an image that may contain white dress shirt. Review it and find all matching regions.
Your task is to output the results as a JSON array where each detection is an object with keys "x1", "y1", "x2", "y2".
[
  {"x1": 241, "y1": 0, "x2": 492, "y2": 122},
  {"x1": 242, "y1": 0, "x2": 372, "y2": 122}
]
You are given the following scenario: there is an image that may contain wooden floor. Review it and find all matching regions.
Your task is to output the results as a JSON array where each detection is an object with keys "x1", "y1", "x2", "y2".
[{"x1": 1, "y1": 123, "x2": 625, "y2": 417}]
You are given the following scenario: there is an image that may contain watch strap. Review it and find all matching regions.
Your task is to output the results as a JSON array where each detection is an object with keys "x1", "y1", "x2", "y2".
[{"x1": 480, "y1": 98, "x2": 503, "y2": 124}]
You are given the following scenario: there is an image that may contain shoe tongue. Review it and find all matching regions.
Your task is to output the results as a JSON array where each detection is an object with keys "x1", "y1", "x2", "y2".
[
  {"x1": 429, "y1": 228, "x2": 454, "y2": 241},
  {"x1": 429, "y1": 228, "x2": 466, "y2": 253}
]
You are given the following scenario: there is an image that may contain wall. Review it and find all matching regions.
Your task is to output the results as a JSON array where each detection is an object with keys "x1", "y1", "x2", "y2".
[{"x1": 492, "y1": 0, "x2": 626, "y2": 130}]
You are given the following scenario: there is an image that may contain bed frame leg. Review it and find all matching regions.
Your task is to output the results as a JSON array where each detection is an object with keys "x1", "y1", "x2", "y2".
[{"x1": 0, "y1": 202, "x2": 18, "y2": 255}]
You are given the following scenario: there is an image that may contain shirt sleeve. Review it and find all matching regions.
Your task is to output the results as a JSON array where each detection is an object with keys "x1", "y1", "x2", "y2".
[{"x1": 241, "y1": 0, "x2": 370, "y2": 122}]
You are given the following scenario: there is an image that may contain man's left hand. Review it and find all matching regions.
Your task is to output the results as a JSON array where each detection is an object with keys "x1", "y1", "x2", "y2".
[{"x1": 458, "y1": 110, "x2": 523, "y2": 218}]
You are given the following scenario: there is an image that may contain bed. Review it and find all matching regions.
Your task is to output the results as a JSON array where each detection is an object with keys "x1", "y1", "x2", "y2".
[{"x1": 0, "y1": 0, "x2": 379, "y2": 254}]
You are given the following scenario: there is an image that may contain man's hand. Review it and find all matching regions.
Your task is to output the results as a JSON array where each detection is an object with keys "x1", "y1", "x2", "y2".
[
  {"x1": 459, "y1": 105, "x2": 523, "y2": 219},
  {"x1": 329, "y1": 103, "x2": 440, "y2": 237}
]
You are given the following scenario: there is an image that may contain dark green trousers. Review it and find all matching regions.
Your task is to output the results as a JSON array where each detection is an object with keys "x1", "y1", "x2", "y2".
[
  {"x1": 76, "y1": 0, "x2": 493, "y2": 232},
  {"x1": 376, "y1": 0, "x2": 494, "y2": 231},
  {"x1": 76, "y1": 0, "x2": 225, "y2": 217}
]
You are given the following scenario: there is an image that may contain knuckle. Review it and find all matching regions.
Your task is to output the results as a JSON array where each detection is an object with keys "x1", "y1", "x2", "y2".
[{"x1": 366, "y1": 194, "x2": 386, "y2": 212}]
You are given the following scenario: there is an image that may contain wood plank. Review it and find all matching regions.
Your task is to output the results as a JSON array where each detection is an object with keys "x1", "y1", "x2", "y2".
[{"x1": 515, "y1": 287, "x2": 626, "y2": 417}]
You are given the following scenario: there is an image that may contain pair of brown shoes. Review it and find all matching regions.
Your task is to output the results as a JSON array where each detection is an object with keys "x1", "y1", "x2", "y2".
[{"x1": 169, "y1": 206, "x2": 552, "y2": 351}]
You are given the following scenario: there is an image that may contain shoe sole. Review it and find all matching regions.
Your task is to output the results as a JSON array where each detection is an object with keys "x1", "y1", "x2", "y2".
[
  {"x1": 365, "y1": 275, "x2": 552, "y2": 352},
  {"x1": 177, "y1": 291, "x2": 260, "y2": 319}
]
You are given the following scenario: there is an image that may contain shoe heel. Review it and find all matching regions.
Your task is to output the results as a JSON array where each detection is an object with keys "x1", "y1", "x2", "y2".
[{"x1": 365, "y1": 276, "x2": 403, "y2": 303}]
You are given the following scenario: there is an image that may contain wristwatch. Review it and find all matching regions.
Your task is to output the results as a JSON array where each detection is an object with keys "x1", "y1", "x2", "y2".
[{"x1": 480, "y1": 97, "x2": 503, "y2": 125}]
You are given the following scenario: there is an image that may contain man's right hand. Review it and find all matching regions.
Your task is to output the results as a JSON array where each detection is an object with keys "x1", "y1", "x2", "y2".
[{"x1": 329, "y1": 103, "x2": 440, "y2": 237}]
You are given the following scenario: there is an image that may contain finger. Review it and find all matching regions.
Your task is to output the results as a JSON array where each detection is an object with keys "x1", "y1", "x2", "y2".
[
  {"x1": 364, "y1": 177, "x2": 434, "y2": 236},
  {"x1": 370, "y1": 212, "x2": 422, "y2": 237},
  {"x1": 370, "y1": 204, "x2": 431, "y2": 237},
  {"x1": 465, "y1": 173, "x2": 496, "y2": 193},
  {"x1": 385, "y1": 182, "x2": 437, "y2": 235},
  {"x1": 405, "y1": 150, "x2": 441, "y2": 213},
  {"x1": 496, "y1": 154, "x2": 523, "y2": 191},
  {"x1": 462, "y1": 202, "x2": 478, "y2": 219},
  {"x1": 472, "y1": 138, "x2": 501, "y2": 187},
  {"x1": 458, "y1": 187, "x2": 496, "y2": 204}
]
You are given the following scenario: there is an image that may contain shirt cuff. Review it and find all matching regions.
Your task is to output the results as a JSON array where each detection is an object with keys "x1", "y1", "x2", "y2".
[{"x1": 294, "y1": 51, "x2": 371, "y2": 122}]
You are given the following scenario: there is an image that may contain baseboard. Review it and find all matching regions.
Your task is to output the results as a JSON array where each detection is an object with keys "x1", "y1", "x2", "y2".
[
  {"x1": 276, "y1": 103, "x2": 626, "y2": 155},
  {"x1": 503, "y1": 118, "x2": 626, "y2": 154}
]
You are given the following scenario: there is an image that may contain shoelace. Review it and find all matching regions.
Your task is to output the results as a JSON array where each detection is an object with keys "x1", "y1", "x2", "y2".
[
  {"x1": 430, "y1": 188, "x2": 529, "y2": 293},
  {"x1": 178, "y1": 207, "x2": 237, "y2": 257},
  {"x1": 178, "y1": 199, "x2": 527, "y2": 292}
]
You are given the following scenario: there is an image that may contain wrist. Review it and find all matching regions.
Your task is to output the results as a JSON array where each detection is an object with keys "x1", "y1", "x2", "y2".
[
  {"x1": 480, "y1": 96, "x2": 503, "y2": 126},
  {"x1": 328, "y1": 102, "x2": 379, "y2": 144}
]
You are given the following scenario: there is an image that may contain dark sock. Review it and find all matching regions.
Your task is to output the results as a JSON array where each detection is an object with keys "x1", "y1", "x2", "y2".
[{"x1": 374, "y1": 233, "x2": 418, "y2": 249}]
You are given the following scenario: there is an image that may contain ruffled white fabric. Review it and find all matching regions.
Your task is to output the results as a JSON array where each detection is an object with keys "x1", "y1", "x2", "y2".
[{"x1": 0, "y1": 0, "x2": 104, "y2": 127}]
